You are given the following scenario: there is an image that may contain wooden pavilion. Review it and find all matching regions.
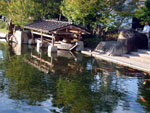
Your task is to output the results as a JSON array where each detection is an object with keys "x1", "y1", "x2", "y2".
[{"x1": 24, "y1": 20, "x2": 90, "y2": 50}]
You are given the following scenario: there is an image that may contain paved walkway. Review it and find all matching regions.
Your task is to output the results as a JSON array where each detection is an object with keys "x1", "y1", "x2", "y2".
[{"x1": 82, "y1": 49, "x2": 150, "y2": 73}]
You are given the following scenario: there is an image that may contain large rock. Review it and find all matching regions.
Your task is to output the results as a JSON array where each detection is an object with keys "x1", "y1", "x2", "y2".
[
  {"x1": 95, "y1": 41, "x2": 117, "y2": 53},
  {"x1": 95, "y1": 29, "x2": 148, "y2": 56},
  {"x1": 95, "y1": 41, "x2": 128, "y2": 56},
  {"x1": 106, "y1": 42, "x2": 128, "y2": 56},
  {"x1": 117, "y1": 29, "x2": 148, "y2": 52}
]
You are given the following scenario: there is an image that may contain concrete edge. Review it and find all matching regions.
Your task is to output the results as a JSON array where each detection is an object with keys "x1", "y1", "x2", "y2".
[{"x1": 81, "y1": 50, "x2": 150, "y2": 73}]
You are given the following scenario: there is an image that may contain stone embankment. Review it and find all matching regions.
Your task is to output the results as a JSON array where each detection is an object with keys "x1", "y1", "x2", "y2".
[{"x1": 82, "y1": 47, "x2": 150, "y2": 73}]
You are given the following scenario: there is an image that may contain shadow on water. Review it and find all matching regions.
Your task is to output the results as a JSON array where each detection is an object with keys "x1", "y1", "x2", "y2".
[{"x1": 0, "y1": 43, "x2": 150, "y2": 113}]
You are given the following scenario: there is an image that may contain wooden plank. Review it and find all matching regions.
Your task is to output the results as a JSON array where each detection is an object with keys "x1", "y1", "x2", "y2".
[
  {"x1": 41, "y1": 32, "x2": 43, "y2": 42},
  {"x1": 50, "y1": 25, "x2": 90, "y2": 34},
  {"x1": 53, "y1": 32, "x2": 78, "y2": 35},
  {"x1": 24, "y1": 26, "x2": 49, "y2": 33},
  {"x1": 32, "y1": 31, "x2": 53, "y2": 38},
  {"x1": 69, "y1": 30, "x2": 80, "y2": 34},
  {"x1": 69, "y1": 43, "x2": 78, "y2": 51},
  {"x1": 70, "y1": 25, "x2": 90, "y2": 34}
]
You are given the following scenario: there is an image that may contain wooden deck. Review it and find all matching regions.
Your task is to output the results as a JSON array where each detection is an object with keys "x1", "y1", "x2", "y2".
[{"x1": 82, "y1": 49, "x2": 150, "y2": 73}]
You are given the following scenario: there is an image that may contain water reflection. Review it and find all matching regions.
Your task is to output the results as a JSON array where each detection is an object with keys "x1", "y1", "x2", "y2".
[{"x1": 0, "y1": 43, "x2": 150, "y2": 113}]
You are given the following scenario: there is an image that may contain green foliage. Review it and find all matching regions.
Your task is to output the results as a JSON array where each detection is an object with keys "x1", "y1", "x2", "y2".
[
  {"x1": 61, "y1": 0, "x2": 138, "y2": 29},
  {"x1": 135, "y1": 0, "x2": 150, "y2": 25},
  {"x1": 0, "y1": 20, "x2": 8, "y2": 33},
  {"x1": 61, "y1": 0, "x2": 99, "y2": 27},
  {"x1": 0, "y1": 0, "x2": 62, "y2": 27},
  {"x1": 0, "y1": 20, "x2": 8, "y2": 29},
  {"x1": 33, "y1": 0, "x2": 62, "y2": 19},
  {"x1": 56, "y1": 76, "x2": 93, "y2": 113},
  {"x1": 0, "y1": 0, "x2": 8, "y2": 16},
  {"x1": 7, "y1": 0, "x2": 42, "y2": 27},
  {"x1": 6, "y1": 55, "x2": 50, "y2": 104}
]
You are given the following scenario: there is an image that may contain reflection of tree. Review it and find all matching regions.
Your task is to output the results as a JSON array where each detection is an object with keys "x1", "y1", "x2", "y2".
[
  {"x1": 52, "y1": 57, "x2": 84, "y2": 76},
  {"x1": 6, "y1": 56, "x2": 52, "y2": 105},
  {"x1": 0, "y1": 43, "x2": 9, "y2": 93},
  {"x1": 137, "y1": 82, "x2": 150, "y2": 112},
  {"x1": 0, "y1": 43, "x2": 9, "y2": 63},
  {"x1": 54, "y1": 70, "x2": 128, "y2": 113},
  {"x1": 0, "y1": 43, "x2": 140, "y2": 112},
  {"x1": 54, "y1": 73, "x2": 94, "y2": 113}
]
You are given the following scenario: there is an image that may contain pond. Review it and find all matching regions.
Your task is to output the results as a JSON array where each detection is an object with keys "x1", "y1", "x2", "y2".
[{"x1": 0, "y1": 43, "x2": 150, "y2": 113}]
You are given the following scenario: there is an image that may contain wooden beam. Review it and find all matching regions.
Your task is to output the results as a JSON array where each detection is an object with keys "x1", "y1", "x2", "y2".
[
  {"x1": 24, "y1": 26, "x2": 49, "y2": 33},
  {"x1": 66, "y1": 28, "x2": 69, "y2": 32},
  {"x1": 70, "y1": 25, "x2": 90, "y2": 34},
  {"x1": 31, "y1": 30, "x2": 34, "y2": 39},
  {"x1": 69, "y1": 30, "x2": 80, "y2": 34},
  {"x1": 49, "y1": 25, "x2": 90, "y2": 34},
  {"x1": 54, "y1": 32, "x2": 78, "y2": 35},
  {"x1": 32, "y1": 31, "x2": 53, "y2": 38},
  {"x1": 52, "y1": 34, "x2": 55, "y2": 46},
  {"x1": 41, "y1": 32, "x2": 43, "y2": 42}
]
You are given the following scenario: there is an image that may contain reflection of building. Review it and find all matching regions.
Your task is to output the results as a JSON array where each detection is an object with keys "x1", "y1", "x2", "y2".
[
  {"x1": 24, "y1": 48, "x2": 81, "y2": 74},
  {"x1": 12, "y1": 43, "x2": 22, "y2": 55},
  {"x1": 137, "y1": 0, "x2": 145, "y2": 7},
  {"x1": 24, "y1": 54, "x2": 54, "y2": 74},
  {"x1": 0, "y1": 50, "x2": 4, "y2": 59}
]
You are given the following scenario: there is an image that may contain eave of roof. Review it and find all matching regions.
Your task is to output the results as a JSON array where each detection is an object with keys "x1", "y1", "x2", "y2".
[
  {"x1": 24, "y1": 20, "x2": 90, "y2": 34},
  {"x1": 24, "y1": 20, "x2": 71, "y2": 33}
]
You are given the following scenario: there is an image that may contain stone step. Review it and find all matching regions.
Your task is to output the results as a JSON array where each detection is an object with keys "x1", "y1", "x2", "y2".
[
  {"x1": 130, "y1": 51, "x2": 150, "y2": 58},
  {"x1": 138, "y1": 49, "x2": 150, "y2": 54},
  {"x1": 123, "y1": 54, "x2": 150, "y2": 64}
]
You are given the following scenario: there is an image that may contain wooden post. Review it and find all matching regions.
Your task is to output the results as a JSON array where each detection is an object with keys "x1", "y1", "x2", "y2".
[
  {"x1": 66, "y1": 28, "x2": 69, "y2": 32},
  {"x1": 52, "y1": 33, "x2": 55, "y2": 46},
  {"x1": 31, "y1": 30, "x2": 34, "y2": 39},
  {"x1": 41, "y1": 32, "x2": 43, "y2": 42},
  {"x1": 79, "y1": 32, "x2": 82, "y2": 40}
]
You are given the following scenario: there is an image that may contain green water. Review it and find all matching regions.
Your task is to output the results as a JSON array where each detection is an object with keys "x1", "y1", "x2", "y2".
[{"x1": 0, "y1": 43, "x2": 150, "y2": 113}]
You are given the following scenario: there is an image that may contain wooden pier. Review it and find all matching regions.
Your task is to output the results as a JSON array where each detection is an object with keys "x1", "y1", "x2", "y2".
[{"x1": 82, "y1": 49, "x2": 150, "y2": 73}]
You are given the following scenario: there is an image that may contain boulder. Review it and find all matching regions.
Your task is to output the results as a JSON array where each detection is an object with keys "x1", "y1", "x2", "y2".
[
  {"x1": 106, "y1": 42, "x2": 128, "y2": 56},
  {"x1": 117, "y1": 29, "x2": 148, "y2": 52},
  {"x1": 95, "y1": 29, "x2": 148, "y2": 56},
  {"x1": 95, "y1": 41, "x2": 117, "y2": 53}
]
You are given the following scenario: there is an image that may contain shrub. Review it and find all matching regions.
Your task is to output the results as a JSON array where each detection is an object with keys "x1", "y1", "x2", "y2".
[{"x1": 0, "y1": 20, "x2": 8, "y2": 29}]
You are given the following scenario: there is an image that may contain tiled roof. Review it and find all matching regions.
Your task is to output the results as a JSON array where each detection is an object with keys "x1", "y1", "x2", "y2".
[{"x1": 24, "y1": 20, "x2": 72, "y2": 33}]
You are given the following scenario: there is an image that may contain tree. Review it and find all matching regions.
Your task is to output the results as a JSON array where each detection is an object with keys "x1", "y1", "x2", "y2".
[
  {"x1": 135, "y1": 0, "x2": 150, "y2": 25},
  {"x1": 0, "y1": 0, "x2": 62, "y2": 26},
  {"x1": 6, "y1": 55, "x2": 51, "y2": 104},
  {"x1": 33, "y1": 0, "x2": 62, "y2": 19},
  {"x1": 61, "y1": 0, "x2": 99, "y2": 28},
  {"x1": 7, "y1": 0, "x2": 41, "y2": 27},
  {"x1": 0, "y1": 0, "x2": 8, "y2": 16},
  {"x1": 61, "y1": 0, "x2": 138, "y2": 32}
]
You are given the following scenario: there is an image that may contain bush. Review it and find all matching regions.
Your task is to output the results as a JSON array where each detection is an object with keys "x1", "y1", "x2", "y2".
[
  {"x1": 83, "y1": 35, "x2": 102, "y2": 49},
  {"x1": 0, "y1": 20, "x2": 8, "y2": 29}
]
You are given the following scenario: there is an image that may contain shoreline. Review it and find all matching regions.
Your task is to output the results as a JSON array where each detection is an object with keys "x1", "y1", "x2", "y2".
[{"x1": 82, "y1": 49, "x2": 150, "y2": 73}]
